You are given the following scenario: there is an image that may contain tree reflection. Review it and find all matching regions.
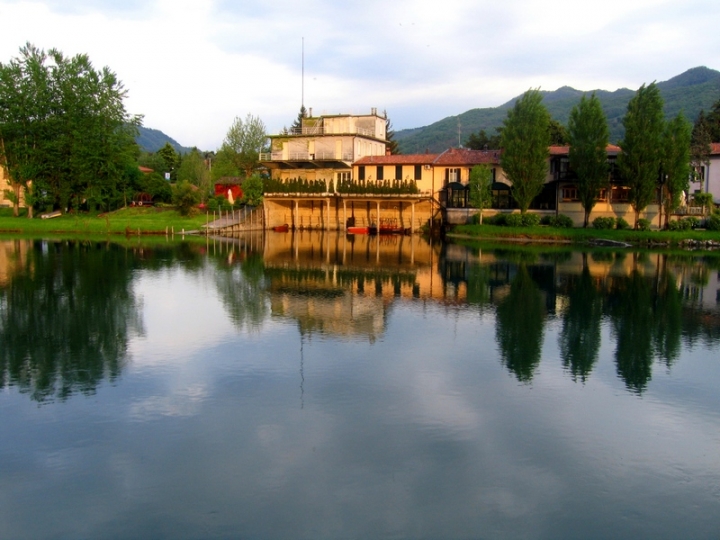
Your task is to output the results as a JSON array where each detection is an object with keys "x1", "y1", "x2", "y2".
[
  {"x1": 495, "y1": 264, "x2": 544, "y2": 382},
  {"x1": 559, "y1": 264, "x2": 602, "y2": 382},
  {"x1": 0, "y1": 240, "x2": 142, "y2": 402},
  {"x1": 607, "y1": 271, "x2": 654, "y2": 393},
  {"x1": 652, "y1": 264, "x2": 683, "y2": 367},
  {"x1": 212, "y1": 253, "x2": 269, "y2": 330}
]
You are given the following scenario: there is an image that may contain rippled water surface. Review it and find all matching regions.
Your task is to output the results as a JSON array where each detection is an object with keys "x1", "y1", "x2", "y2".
[{"x1": 1, "y1": 233, "x2": 719, "y2": 539}]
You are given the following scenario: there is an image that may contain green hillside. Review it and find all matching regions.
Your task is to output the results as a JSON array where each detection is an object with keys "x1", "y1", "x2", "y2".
[
  {"x1": 396, "y1": 66, "x2": 720, "y2": 153},
  {"x1": 136, "y1": 126, "x2": 192, "y2": 154}
]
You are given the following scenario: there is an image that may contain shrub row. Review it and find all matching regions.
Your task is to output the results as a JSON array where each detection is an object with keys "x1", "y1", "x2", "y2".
[
  {"x1": 482, "y1": 213, "x2": 573, "y2": 228},
  {"x1": 667, "y1": 217, "x2": 700, "y2": 231},
  {"x1": 592, "y1": 216, "x2": 631, "y2": 230}
]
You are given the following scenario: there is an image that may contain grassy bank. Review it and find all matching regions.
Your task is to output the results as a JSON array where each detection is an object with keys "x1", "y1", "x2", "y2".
[
  {"x1": 451, "y1": 223, "x2": 720, "y2": 247},
  {"x1": 0, "y1": 207, "x2": 212, "y2": 235}
]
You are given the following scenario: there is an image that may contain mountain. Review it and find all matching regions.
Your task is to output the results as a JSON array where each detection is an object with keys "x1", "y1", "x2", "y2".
[
  {"x1": 136, "y1": 126, "x2": 193, "y2": 154},
  {"x1": 396, "y1": 66, "x2": 720, "y2": 153}
]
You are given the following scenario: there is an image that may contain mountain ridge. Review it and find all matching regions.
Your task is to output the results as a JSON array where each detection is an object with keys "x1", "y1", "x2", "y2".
[{"x1": 396, "y1": 66, "x2": 720, "y2": 153}]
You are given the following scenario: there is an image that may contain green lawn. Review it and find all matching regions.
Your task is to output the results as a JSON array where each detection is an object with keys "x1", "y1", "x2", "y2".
[
  {"x1": 0, "y1": 207, "x2": 213, "y2": 235},
  {"x1": 452, "y1": 223, "x2": 720, "y2": 246}
]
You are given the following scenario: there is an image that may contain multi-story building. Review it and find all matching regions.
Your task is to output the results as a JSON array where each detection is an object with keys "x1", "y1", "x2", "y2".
[{"x1": 260, "y1": 108, "x2": 388, "y2": 187}]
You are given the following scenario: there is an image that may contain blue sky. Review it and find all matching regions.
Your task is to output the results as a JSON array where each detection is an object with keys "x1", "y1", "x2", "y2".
[{"x1": 1, "y1": 0, "x2": 718, "y2": 150}]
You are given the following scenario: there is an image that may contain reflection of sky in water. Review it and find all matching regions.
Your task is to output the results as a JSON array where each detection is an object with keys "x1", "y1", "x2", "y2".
[{"x1": 1, "y1": 252, "x2": 720, "y2": 539}]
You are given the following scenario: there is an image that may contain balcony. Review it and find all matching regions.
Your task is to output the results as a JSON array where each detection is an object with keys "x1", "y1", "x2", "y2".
[
  {"x1": 279, "y1": 126, "x2": 377, "y2": 138},
  {"x1": 259, "y1": 151, "x2": 355, "y2": 162}
]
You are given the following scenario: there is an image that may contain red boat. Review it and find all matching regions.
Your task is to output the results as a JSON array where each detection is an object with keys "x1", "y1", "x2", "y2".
[
  {"x1": 347, "y1": 225, "x2": 377, "y2": 235},
  {"x1": 272, "y1": 224, "x2": 289, "y2": 232},
  {"x1": 378, "y1": 217, "x2": 404, "y2": 234}
]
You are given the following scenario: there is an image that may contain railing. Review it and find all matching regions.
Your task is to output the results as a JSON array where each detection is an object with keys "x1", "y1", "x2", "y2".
[
  {"x1": 281, "y1": 126, "x2": 377, "y2": 138},
  {"x1": 259, "y1": 151, "x2": 354, "y2": 162}
]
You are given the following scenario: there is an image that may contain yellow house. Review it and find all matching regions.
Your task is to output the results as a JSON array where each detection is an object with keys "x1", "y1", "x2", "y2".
[
  {"x1": 260, "y1": 108, "x2": 388, "y2": 186},
  {"x1": 0, "y1": 164, "x2": 25, "y2": 208}
]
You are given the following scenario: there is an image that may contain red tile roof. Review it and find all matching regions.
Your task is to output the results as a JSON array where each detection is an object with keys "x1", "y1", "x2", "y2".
[
  {"x1": 354, "y1": 154, "x2": 438, "y2": 165},
  {"x1": 549, "y1": 144, "x2": 621, "y2": 156},
  {"x1": 711, "y1": 143, "x2": 720, "y2": 155},
  {"x1": 433, "y1": 148, "x2": 501, "y2": 166}
]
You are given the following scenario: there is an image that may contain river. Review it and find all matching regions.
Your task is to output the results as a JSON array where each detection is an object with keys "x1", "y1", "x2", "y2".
[{"x1": 0, "y1": 233, "x2": 719, "y2": 539}]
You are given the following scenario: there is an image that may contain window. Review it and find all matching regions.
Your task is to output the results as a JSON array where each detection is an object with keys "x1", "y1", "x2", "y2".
[
  {"x1": 336, "y1": 171, "x2": 350, "y2": 183},
  {"x1": 414, "y1": 165, "x2": 422, "y2": 180},
  {"x1": 611, "y1": 186, "x2": 630, "y2": 202},
  {"x1": 358, "y1": 166, "x2": 365, "y2": 181},
  {"x1": 445, "y1": 168, "x2": 461, "y2": 184},
  {"x1": 562, "y1": 185, "x2": 579, "y2": 201},
  {"x1": 395, "y1": 165, "x2": 403, "y2": 180},
  {"x1": 377, "y1": 165, "x2": 384, "y2": 181}
]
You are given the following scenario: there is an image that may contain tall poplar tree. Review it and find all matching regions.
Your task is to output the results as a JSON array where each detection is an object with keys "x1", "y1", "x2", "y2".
[
  {"x1": 500, "y1": 89, "x2": 550, "y2": 214},
  {"x1": 617, "y1": 83, "x2": 664, "y2": 228},
  {"x1": 568, "y1": 93, "x2": 609, "y2": 227},
  {"x1": 660, "y1": 113, "x2": 692, "y2": 228},
  {"x1": 221, "y1": 113, "x2": 267, "y2": 178}
]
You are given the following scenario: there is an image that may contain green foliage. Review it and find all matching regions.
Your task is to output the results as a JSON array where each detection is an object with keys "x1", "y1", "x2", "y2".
[
  {"x1": 615, "y1": 217, "x2": 630, "y2": 230},
  {"x1": 618, "y1": 83, "x2": 665, "y2": 225},
  {"x1": 0, "y1": 43, "x2": 140, "y2": 215},
  {"x1": 290, "y1": 105, "x2": 307, "y2": 131},
  {"x1": 705, "y1": 213, "x2": 720, "y2": 231},
  {"x1": 592, "y1": 216, "x2": 616, "y2": 229},
  {"x1": 384, "y1": 110, "x2": 400, "y2": 155},
  {"x1": 240, "y1": 174, "x2": 263, "y2": 206},
  {"x1": 220, "y1": 113, "x2": 267, "y2": 177},
  {"x1": 468, "y1": 164, "x2": 493, "y2": 214},
  {"x1": 668, "y1": 217, "x2": 698, "y2": 231},
  {"x1": 637, "y1": 218, "x2": 651, "y2": 231},
  {"x1": 500, "y1": 89, "x2": 551, "y2": 214},
  {"x1": 548, "y1": 118, "x2": 569, "y2": 145},
  {"x1": 465, "y1": 129, "x2": 501, "y2": 150},
  {"x1": 157, "y1": 143, "x2": 179, "y2": 180},
  {"x1": 141, "y1": 172, "x2": 172, "y2": 203},
  {"x1": 568, "y1": 93, "x2": 610, "y2": 227},
  {"x1": 661, "y1": 113, "x2": 692, "y2": 226},
  {"x1": 693, "y1": 192, "x2": 713, "y2": 208},
  {"x1": 176, "y1": 148, "x2": 210, "y2": 199},
  {"x1": 172, "y1": 180, "x2": 200, "y2": 216},
  {"x1": 521, "y1": 213, "x2": 540, "y2": 227},
  {"x1": 505, "y1": 213, "x2": 523, "y2": 227},
  {"x1": 485, "y1": 213, "x2": 506, "y2": 226},
  {"x1": 542, "y1": 214, "x2": 574, "y2": 228}
]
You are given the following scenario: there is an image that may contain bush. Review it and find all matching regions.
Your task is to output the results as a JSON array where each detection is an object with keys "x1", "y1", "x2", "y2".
[
  {"x1": 540, "y1": 215, "x2": 553, "y2": 225},
  {"x1": 637, "y1": 218, "x2": 651, "y2": 231},
  {"x1": 615, "y1": 217, "x2": 630, "y2": 230},
  {"x1": 486, "y1": 213, "x2": 506, "y2": 226},
  {"x1": 172, "y1": 180, "x2": 201, "y2": 216},
  {"x1": 505, "y1": 214, "x2": 523, "y2": 227},
  {"x1": 705, "y1": 213, "x2": 720, "y2": 231},
  {"x1": 521, "y1": 213, "x2": 540, "y2": 227},
  {"x1": 551, "y1": 214, "x2": 574, "y2": 228},
  {"x1": 668, "y1": 218, "x2": 697, "y2": 231},
  {"x1": 592, "y1": 216, "x2": 615, "y2": 230},
  {"x1": 685, "y1": 216, "x2": 700, "y2": 229}
]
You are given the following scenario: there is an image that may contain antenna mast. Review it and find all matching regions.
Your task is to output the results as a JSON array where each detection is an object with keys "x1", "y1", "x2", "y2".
[{"x1": 301, "y1": 37, "x2": 304, "y2": 109}]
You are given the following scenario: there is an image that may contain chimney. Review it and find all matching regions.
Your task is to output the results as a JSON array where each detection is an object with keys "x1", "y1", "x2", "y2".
[
  {"x1": 308, "y1": 107, "x2": 313, "y2": 117},
  {"x1": 386, "y1": 148, "x2": 391, "y2": 156},
  {"x1": 371, "y1": 107, "x2": 377, "y2": 116}
]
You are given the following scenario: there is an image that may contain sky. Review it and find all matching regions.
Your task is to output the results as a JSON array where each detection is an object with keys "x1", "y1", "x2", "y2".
[{"x1": 1, "y1": 0, "x2": 719, "y2": 151}]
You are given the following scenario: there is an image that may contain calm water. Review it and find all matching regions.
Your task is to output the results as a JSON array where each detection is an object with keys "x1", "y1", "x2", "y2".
[{"x1": 1, "y1": 233, "x2": 719, "y2": 539}]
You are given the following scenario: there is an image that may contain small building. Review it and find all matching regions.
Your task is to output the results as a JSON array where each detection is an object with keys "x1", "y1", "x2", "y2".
[{"x1": 214, "y1": 177, "x2": 243, "y2": 201}]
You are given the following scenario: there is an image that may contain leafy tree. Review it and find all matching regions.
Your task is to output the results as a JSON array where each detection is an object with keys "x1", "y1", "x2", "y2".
[
  {"x1": 468, "y1": 164, "x2": 493, "y2": 223},
  {"x1": 660, "y1": 113, "x2": 692, "y2": 228},
  {"x1": 568, "y1": 93, "x2": 610, "y2": 227},
  {"x1": 691, "y1": 110, "x2": 712, "y2": 186},
  {"x1": 141, "y1": 171, "x2": 172, "y2": 203},
  {"x1": 177, "y1": 148, "x2": 210, "y2": 199},
  {"x1": 0, "y1": 43, "x2": 140, "y2": 216},
  {"x1": 465, "y1": 129, "x2": 501, "y2": 150},
  {"x1": 500, "y1": 89, "x2": 551, "y2": 214},
  {"x1": 704, "y1": 98, "x2": 720, "y2": 141},
  {"x1": 383, "y1": 110, "x2": 400, "y2": 155},
  {"x1": 548, "y1": 118, "x2": 569, "y2": 145},
  {"x1": 172, "y1": 180, "x2": 200, "y2": 216},
  {"x1": 241, "y1": 174, "x2": 264, "y2": 207},
  {"x1": 156, "y1": 142, "x2": 179, "y2": 181},
  {"x1": 220, "y1": 113, "x2": 267, "y2": 178},
  {"x1": 617, "y1": 83, "x2": 665, "y2": 228}
]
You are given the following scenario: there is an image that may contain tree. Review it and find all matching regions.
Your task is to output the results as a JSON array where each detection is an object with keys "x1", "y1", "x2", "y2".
[
  {"x1": 500, "y1": 89, "x2": 551, "y2": 214},
  {"x1": 0, "y1": 43, "x2": 140, "y2": 216},
  {"x1": 221, "y1": 113, "x2": 267, "y2": 178},
  {"x1": 172, "y1": 180, "x2": 200, "y2": 216},
  {"x1": 660, "y1": 113, "x2": 692, "y2": 228},
  {"x1": 383, "y1": 110, "x2": 400, "y2": 155},
  {"x1": 691, "y1": 110, "x2": 712, "y2": 186},
  {"x1": 468, "y1": 164, "x2": 493, "y2": 223},
  {"x1": 291, "y1": 105, "x2": 307, "y2": 132},
  {"x1": 617, "y1": 83, "x2": 665, "y2": 228},
  {"x1": 156, "y1": 142, "x2": 179, "y2": 181},
  {"x1": 548, "y1": 118, "x2": 569, "y2": 145},
  {"x1": 176, "y1": 148, "x2": 210, "y2": 199},
  {"x1": 465, "y1": 129, "x2": 501, "y2": 150},
  {"x1": 568, "y1": 93, "x2": 610, "y2": 227},
  {"x1": 240, "y1": 174, "x2": 263, "y2": 207}
]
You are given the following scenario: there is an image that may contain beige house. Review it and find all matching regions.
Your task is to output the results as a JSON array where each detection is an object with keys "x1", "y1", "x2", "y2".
[
  {"x1": 0, "y1": 165, "x2": 25, "y2": 208},
  {"x1": 260, "y1": 108, "x2": 388, "y2": 186}
]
